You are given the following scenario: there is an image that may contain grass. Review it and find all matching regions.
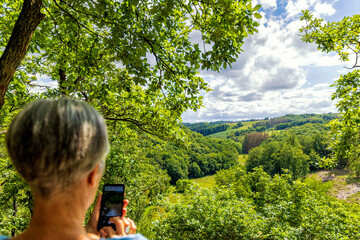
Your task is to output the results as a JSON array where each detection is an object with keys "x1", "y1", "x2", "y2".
[
  {"x1": 239, "y1": 121, "x2": 256, "y2": 130},
  {"x1": 191, "y1": 175, "x2": 216, "y2": 188},
  {"x1": 191, "y1": 155, "x2": 248, "y2": 188},
  {"x1": 208, "y1": 121, "x2": 259, "y2": 138},
  {"x1": 347, "y1": 191, "x2": 360, "y2": 203},
  {"x1": 208, "y1": 131, "x2": 230, "y2": 138}
]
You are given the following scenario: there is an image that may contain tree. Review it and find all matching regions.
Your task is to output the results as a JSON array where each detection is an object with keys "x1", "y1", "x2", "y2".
[
  {"x1": 299, "y1": 11, "x2": 360, "y2": 168},
  {"x1": 0, "y1": 0, "x2": 262, "y2": 235},
  {"x1": 1, "y1": 0, "x2": 262, "y2": 138},
  {"x1": 144, "y1": 168, "x2": 360, "y2": 239},
  {"x1": 242, "y1": 132, "x2": 269, "y2": 154},
  {"x1": 246, "y1": 141, "x2": 309, "y2": 180}
]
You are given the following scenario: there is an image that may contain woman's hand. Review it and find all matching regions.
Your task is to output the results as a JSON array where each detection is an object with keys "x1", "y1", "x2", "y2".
[
  {"x1": 85, "y1": 193, "x2": 130, "y2": 235},
  {"x1": 100, "y1": 216, "x2": 137, "y2": 238}
]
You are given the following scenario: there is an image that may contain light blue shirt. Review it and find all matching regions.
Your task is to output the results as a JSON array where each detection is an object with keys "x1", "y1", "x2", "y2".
[{"x1": 0, "y1": 234, "x2": 148, "y2": 240}]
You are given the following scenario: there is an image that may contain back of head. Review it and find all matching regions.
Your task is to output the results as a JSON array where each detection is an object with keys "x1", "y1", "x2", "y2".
[{"x1": 6, "y1": 98, "x2": 109, "y2": 198}]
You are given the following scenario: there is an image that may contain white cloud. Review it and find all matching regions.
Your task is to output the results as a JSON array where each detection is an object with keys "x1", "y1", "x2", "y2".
[
  {"x1": 314, "y1": 2, "x2": 336, "y2": 17},
  {"x1": 183, "y1": 0, "x2": 344, "y2": 122},
  {"x1": 30, "y1": 77, "x2": 58, "y2": 93},
  {"x1": 285, "y1": 0, "x2": 336, "y2": 19},
  {"x1": 253, "y1": 0, "x2": 277, "y2": 10},
  {"x1": 183, "y1": 84, "x2": 336, "y2": 122},
  {"x1": 285, "y1": 0, "x2": 316, "y2": 18}
]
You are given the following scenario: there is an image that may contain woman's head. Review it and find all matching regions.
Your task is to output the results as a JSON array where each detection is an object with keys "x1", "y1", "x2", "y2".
[{"x1": 6, "y1": 98, "x2": 109, "y2": 198}]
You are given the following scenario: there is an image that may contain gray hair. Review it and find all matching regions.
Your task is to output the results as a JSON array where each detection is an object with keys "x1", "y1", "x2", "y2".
[{"x1": 6, "y1": 98, "x2": 109, "y2": 198}]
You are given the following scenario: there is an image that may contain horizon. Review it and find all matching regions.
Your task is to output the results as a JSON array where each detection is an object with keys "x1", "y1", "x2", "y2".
[{"x1": 182, "y1": 111, "x2": 339, "y2": 123}]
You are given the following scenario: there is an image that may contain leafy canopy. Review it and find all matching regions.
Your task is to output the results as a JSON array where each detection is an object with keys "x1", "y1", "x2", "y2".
[
  {"x1": 0, "y1": 0, "x2": 261, "y2": 139},
  {"x1": 0, "y1": 0, "x2": 262, "y2": 235},
  {"x1": 300, "y1": 10, "x2": 360, "y2": 169}
]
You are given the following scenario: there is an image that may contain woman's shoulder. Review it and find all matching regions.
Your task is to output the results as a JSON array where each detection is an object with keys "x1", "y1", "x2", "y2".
[{"x1": 0, "y1": 235, "x2": 10, "y2": 240}]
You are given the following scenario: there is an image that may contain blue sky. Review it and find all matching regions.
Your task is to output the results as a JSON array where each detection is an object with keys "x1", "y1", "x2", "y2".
[{"x1": 182, "y1": 0, "x2": 360, "y2": 122}]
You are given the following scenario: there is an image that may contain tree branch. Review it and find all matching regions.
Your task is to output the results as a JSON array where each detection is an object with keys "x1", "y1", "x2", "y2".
[
  {"x1": 105, "y1": 117, "x2": 171, "y2": 140},
  {"x1": 0, "y1": 0, "x2": 45, "y2": 110},
  {"x1": 61, "y1": 0, "x2": 120, "y2": 25},
  {"x1": 42, "y1": 3, "x2": 65, "y2": 43},
  {"x1": 52, "y1": 0, "x2": 98, "y2": 36}
]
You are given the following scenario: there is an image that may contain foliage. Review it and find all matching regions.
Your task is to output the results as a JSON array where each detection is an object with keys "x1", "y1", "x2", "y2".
[
  {"x1": 148, "y1": 186, "x2": 264, "y2": 240},
  {"x1": 300, "y1": 10, "x2": 360, "y2": 170},
  {"x1": 0, "y1": 75, "x2": 39, "y2": 131},
  {"x1": 318, "y1": 157, "x2": 337, "y2": 170},
  {"x1": 1, "y1": 0, "x2": 262, "y2": 140},
  {"x1": 299, "y1": 10, "x2": 360, "y2": 64},
  {"x1": 145, "y1": 167, "x2": 360, "y2": 239},
  {"x1": 268, "y1": 124, "x2": 332, "y2": 170},
  {"x1": 329, "y1": 70, "x2": 360, "y2": 168},
  {"x1": 147, "y1": 129, "x2": 241, "y2": 184},
  {"x1": 252, "y1": 114, "x2": 335, "y2": 132},
  {"x1": 253, "y1": 118, "x2": 290, "y2": 129},
  {"x1": 233, "y1": 121, "x2": 244, "y2": 129},
  {"x1": 246, "y1": 140, "x2": 310, "y2": 180},
  {"x1": 183, "y1": 122, "x2": 231, "y2": 136},
  {"x1": 0, "y1": 0, "x2": 263, "y2": 235},
  {"x1": 242, "y1": 132, "x2": 269, "y2": 154},
  {"x1": 175, "y1": 179, "x2": 193, "y2": 193},
  {"x1": 0, "y1": 137, "x2": 32, "y2": 237},
  {"x1": 99, "y1": 126, "x2": 174, "y2": 223},
  {"x1": 214, "y1": 167, "x2": 239, "y2": 186},
  {"x1": 201, "y1": 113, "x2": 338, "y2": 141},
  {"x1": 0, "y1": 82, "x2": 39, "y2": 236}
]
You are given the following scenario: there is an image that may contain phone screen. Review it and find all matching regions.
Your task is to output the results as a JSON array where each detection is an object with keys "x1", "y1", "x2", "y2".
[{"x1": 97, "y1": 184, "x2": 125, "y2": 231}]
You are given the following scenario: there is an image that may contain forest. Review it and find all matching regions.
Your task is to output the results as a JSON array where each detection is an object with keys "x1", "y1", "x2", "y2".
[
  {"x1": 2, "y1": 112, "x2": 360, "y2": 239},
  {"x1": 1, "y1": 0, "x2": 360, "y2": 239}
]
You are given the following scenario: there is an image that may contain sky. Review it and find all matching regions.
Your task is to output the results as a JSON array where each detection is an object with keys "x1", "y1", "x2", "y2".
[{"x1": 182, "y1": 0, "x2": 360, "y2": 122}]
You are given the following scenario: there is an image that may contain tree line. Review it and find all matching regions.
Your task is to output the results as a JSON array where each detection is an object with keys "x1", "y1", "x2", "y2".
[
  {"x1": 246, "y1": 123, "x2": 332, "y2": 179},
  {"x1": 183, "y1": 122, "x2": 232, "y2": 136}
]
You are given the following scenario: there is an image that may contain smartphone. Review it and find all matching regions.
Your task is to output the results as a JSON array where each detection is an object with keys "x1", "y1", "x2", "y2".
[{"x1": 97, "y1": 184, "x2": 125, "y2": 231}]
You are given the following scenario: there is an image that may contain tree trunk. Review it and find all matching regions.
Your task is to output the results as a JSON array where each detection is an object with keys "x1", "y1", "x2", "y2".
[
  {"x1": 59, "y1": 68, "x2": 67, "y2": 96},
  {"x1": 0, "y1": 0, "x2": 45, "y2": 110},
  {"x1": 11, "y1": 196, "x2": 18, "y2": 237}
]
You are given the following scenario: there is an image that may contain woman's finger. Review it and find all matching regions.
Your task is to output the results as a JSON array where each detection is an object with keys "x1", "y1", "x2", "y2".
[
  {"x1": 121, "y1": 216, "x2": 130, "y2": 233},
  {"x1": 122, "y1": 199, "x2": 129, "y2": 217},
  {"x1": 99, "y1": 230, "x2": 105, "y2": 239},
  {"x1": 110, "y1": 217, "x2": 126, "y2": 236},
  {"x1": 127, "y1": 218, "x2": 137, "y2": 234},
  {"x1": 101, "y1": 226, "x2": 115, "y2": 238}
]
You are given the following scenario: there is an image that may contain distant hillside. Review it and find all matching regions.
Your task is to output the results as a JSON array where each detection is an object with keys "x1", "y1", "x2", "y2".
[
  {"x1": 147, "y1": 127, "x2": 242, "y2": 184},
  {"x1": 183, "y1": 113, "x2": 338, "y2": 139}
]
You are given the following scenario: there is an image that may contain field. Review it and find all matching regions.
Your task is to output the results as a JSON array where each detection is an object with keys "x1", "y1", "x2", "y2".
[
  {"x1": 191, "y1": 154, "x2": 248, "y2": 188},
  {"x1": 208, "y1": 121, "x2": 258, "y2": 138},
  {"x1": 191, "y1": 175, "x2": 216, "y2": 188}
]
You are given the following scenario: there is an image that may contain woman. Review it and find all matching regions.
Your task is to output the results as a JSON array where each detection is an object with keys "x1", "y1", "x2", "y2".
[{"x1": 2, "y1": 98, "x2": 146, "y2": 240}]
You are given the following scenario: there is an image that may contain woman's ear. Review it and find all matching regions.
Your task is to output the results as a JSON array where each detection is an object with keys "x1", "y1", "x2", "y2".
[{"x1": 87, "y1": 163, "x2": 100, "y2": 186}]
